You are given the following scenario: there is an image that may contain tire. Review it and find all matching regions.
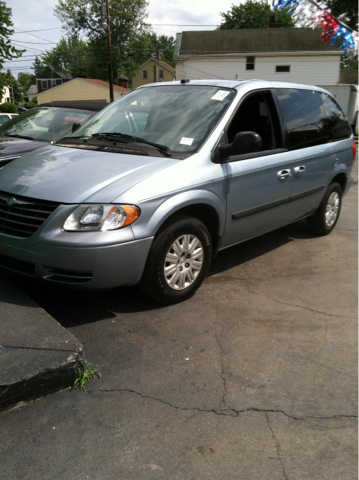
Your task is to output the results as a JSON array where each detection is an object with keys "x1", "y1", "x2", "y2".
[
  {"x1": 306, "y1": 182, "x2": 342, "y2": 236},
  {"x1": 139, "y1": 215, "x2": 212, "y2": 304}
]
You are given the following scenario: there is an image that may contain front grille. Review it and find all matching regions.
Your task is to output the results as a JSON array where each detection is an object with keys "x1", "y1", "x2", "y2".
[{"x1": 0, "y1": 192, "x2": 59, "y2": 238}]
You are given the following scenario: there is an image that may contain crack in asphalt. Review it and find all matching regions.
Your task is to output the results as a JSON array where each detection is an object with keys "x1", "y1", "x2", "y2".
[
  {"x1": 1, "y1": 345, "x2": 80, "y2": 353},
  {"x1": 265, "y1": 412, "x2": 289, "y2": 480},
  {"x1": 89, "y1": 388, "x2": 357, "y2": 421},
  {"x1": 312, "y1": 318, "x2": 329, "y2": 388},
  {"x1": 215, "y1": 332, "x2": 228, "y2": 408},
  {"x1": 245, "y1": 289, "x2": 357, "y2": 319},
  {"x1": 214, "y1": 301, "x2": 228, "y2": 411}
]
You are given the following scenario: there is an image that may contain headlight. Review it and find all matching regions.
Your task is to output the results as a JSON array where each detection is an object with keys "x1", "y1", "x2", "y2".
[{"x1": 63, "y1": 204, "x2": 140, "y2": 231}]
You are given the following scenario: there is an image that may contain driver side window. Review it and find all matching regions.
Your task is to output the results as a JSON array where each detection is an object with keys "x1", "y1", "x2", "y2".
[{"x1": 226, "y1": 92, "x2": 280, "y2": 152}]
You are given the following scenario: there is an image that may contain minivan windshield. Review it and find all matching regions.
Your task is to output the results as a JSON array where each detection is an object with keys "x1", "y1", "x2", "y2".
[
  {"x1": 72, "y1": 85, "x2": 236, "y2": 153},
  {"x1": 0, "y1": 107, "x2": 94, "y2": 143}
]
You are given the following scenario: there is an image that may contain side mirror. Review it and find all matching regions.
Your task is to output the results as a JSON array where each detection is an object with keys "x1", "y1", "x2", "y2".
[
  {"x1": 218, "y1": 131, "x2": 262, "y2": 161},
  {"x1": 72, "y1": 122, "x2": 81, "y2": 133}
]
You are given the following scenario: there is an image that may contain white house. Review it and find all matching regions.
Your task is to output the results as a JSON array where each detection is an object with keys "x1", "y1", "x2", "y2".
[
  {"x1": 175, "y1": 28, "x2": 342, "y2": 85},
  {"x1": 1, "y1": 86, "x2": 11, "y2": 104}
]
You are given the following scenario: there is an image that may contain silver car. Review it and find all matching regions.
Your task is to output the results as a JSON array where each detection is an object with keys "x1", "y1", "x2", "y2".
[{"x1": 0, "y1": 80, "x2": 355, "y2": 304}]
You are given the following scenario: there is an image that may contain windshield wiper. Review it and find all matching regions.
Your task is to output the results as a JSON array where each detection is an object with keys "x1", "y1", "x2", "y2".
[
  {"x1": 90, "y1": 132, "x2": 172, "y2": 157},
  {"x1": 6, "y1": 134, "x2": 35, "y2": 141}
]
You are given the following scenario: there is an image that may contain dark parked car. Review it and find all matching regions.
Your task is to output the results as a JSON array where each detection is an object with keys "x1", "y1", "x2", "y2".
[{"x1": 0, "y1": 102, "x2": 105, "y2": 167}]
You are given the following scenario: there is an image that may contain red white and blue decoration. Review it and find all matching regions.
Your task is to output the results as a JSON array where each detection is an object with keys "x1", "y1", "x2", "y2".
[{"x1": 273, "y1": 0, "x2": 358, "y2": 53}]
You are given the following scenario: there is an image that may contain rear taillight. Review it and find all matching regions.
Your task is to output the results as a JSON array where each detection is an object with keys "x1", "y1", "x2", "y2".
[{"x1": 353, "y1": 141, "x2": 356, "y2": 161}]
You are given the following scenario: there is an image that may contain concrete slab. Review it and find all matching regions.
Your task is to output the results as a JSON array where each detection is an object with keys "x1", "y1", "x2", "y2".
[{"x1": 0, "y1": 276, "x2": 84, "y2": 411}]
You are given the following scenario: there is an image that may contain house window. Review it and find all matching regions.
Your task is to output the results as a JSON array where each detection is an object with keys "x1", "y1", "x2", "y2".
[
  {"x1": 42, "y1": 80, "x2": 47, "y2": 89},
  {"x1": 142, "y1": 70, "x2": 148, "y2": 79},
  {"x1": 276, "y1": 66, "x2": 290, "y2": 73},
  {"x1": 51, "y1": 80, "x2": 57, "y2": 87},
  {"x1": 246, "y1": 57, "x2": 255, "y2": 71},
  {"x1": 159, "y1": 69, "x2": 164, "y2": 79}
]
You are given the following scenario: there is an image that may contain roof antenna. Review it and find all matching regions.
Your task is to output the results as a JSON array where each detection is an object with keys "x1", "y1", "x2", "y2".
[{"x1": 180, "y1": 79, "x2": 190, "y2": 84}]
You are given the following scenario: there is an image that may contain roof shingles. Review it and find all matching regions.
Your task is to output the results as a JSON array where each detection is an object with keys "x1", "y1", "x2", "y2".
[
  {"x1": 79, "y1": 78, "x2": 130, "y2": 93},
  {"x1": 178, "y1": 28, "x2": 341, "y2": 56}
]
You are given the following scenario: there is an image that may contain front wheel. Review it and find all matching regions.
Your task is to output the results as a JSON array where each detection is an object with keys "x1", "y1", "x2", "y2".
[
  {"x1": 139, "y1": 216, "x2": 212, "y2": 304},
  {"x1": 306, "y1": 182, "x2": 342, "y2": 236}
]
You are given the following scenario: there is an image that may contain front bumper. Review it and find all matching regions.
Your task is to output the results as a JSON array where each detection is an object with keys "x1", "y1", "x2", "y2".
[{"x1": 0, "y1": 236, "x2": 153, "y2": 289}]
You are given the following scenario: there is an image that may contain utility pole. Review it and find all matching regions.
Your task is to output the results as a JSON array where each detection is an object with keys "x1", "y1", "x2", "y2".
[{"x1": 103, "y1": 0, "x2": 114, "y2": 103}]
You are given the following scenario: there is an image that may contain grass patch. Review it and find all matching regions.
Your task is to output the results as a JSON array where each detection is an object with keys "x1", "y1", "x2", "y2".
[{"x1": 74, "y1": 362, "x2": 101, "y2": 392}]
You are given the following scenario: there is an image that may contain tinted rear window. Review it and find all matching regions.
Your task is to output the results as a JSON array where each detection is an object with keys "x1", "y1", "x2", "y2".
[
  {"x1": 320, "y1": 93, "x2": 352, "y2": 141},
  {"x1": 274, "y1": 89, "x2": 328, "y2": 150}
]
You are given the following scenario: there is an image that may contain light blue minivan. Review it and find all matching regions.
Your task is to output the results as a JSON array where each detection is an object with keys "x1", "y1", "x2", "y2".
[{"x1": 0, "y1": 80, "x2": 355, "y2": 303}]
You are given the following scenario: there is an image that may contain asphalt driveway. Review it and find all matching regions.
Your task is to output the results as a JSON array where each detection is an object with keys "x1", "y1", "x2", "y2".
[{"x1": 1, "y1": 162, "x2": 357, "y2": 480}]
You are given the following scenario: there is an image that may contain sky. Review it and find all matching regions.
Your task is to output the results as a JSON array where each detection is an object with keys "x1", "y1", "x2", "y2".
[{"x1": 6, "y1": 0, "x2": 247, "y2": 76}]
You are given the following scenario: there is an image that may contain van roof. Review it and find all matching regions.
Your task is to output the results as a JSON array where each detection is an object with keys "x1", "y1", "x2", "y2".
[{"x1": 137, "y1": 79, "x2": 329, "y2": 92}]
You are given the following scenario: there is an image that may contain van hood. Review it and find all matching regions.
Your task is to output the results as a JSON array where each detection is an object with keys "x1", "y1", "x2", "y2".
[
  {"x1": 0, "y1": 145, "x2": 180, "y2": 203},
  {"x1": 0, "y1": 135, "x2": 46, "y2": 164}
]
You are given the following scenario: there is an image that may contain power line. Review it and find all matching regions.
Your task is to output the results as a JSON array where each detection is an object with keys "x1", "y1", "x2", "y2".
[
  {"x1": 11, "y1": 42, "x2": 46, "y2": 53},
  {"x1": 12, "y1": 27, "x2": 62, "y2": 34},
  {"x1": 11, "y1": 40, "x2": 58, "y2": 45},
  {"x1": 13, "y1": 26, "x2": 60, "y2": 44},
  {"x1": 5, "y1": 58, "x2": 37, "y2": 62}
]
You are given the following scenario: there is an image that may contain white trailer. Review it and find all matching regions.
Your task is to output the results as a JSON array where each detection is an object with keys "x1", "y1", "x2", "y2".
[{"x1": 318, "y1": 84, "x2": 358, "y2": 135}]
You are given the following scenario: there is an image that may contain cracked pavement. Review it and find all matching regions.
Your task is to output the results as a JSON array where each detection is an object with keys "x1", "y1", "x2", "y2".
[{"x1": 1, "y1": 164, "x2": 357, "y2": 479}]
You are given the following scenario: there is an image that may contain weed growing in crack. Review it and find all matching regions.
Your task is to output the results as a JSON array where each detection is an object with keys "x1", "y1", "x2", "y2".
[{"x1": 74, "y1": 362, "x2": 101, "y2": 392}]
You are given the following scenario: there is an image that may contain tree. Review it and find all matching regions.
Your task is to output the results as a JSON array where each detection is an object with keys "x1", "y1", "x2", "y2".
[
  {"x1": 17, "y1": 72, "x2": 36, "y2": 95},
  {"x1": 33, "y1": 56, "x2": 46, "y2": 76},
  {"x1": 323, "y1": 0, "x2": 358, "y2": 31},
  {"x1": 41, "y1": 36, "x2": 92, "y2": 78},
  {"x1": 219, "y1": 0, "x2": 296, "y2": 29},
  {"x1": 0, "y1": 2, "x2": 24, "y2": 65},
  {"x1": 54, "y1": 0, "x2": 150, "y2": 80},
  {"x1": 4, "y1": 69, "x2": 22, "y2": 102},
  {"x1": 139, "y1": 33, "x2": 176, "y2": 66},
  {"x1": 0, "y1": 2, "x2": 24, "y2": 101}
]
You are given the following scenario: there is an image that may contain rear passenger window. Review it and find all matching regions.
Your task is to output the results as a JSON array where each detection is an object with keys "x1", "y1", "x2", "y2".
[
  {"x1": 274, "y1": 89, "x2": 328, "y2": 150},
  {"x1": 320, "y1": 93, "x2": 352, "y2": 141}
]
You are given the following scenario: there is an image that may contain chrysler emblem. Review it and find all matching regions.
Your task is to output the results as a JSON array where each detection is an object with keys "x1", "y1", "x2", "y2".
[{"x1": 0, "y1": 195, "x2": 31, "y2": 206}]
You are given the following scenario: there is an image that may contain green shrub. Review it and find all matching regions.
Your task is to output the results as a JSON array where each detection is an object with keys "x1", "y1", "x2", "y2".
[
  {"x1": 0, "y1": 102, "x2": 18, "y2": 113},
  {"x1": 23, "y1": 102, "x2": 37, "y2": 109}
]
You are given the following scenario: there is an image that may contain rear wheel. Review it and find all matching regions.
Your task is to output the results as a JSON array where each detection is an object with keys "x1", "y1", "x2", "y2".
[
  {"x1": 306, "y1": 182, "x2": 342, "y2": 236},
  {"x1": 139, "y1": 216, "x2": 212, "y2": 304}
]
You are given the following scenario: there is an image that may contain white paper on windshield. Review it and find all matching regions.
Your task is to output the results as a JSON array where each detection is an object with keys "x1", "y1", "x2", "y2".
[
  {"x1": 211, "y1": 90, "x2": 230, "y2": 101},
  {"x1": 180, "y1": 137, "x2": 194, "y2": 145}
]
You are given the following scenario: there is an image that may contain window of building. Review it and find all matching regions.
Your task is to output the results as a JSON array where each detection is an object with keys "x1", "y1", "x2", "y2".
[
  {"x1": 51, "y1": 80, "x2": 57, "y2": 87},
  {"x1": 42, "y1": 80, "x2": 47, "y2": 89},
  {"x1": 159, "y1": 69, "x2": 164, "y2": 79},
  {"x1": 276, "y1": 66, "x2": 290, "y2": 73},
  {"x1": 246, "y1": 57, "x2": 255, "y2": 71},
  {"x1": 142, "y1": 70, "x2": 148, "y2": 79}
]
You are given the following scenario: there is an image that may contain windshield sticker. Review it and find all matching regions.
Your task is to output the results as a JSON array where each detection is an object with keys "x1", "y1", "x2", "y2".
[
  {"x1": 180, "y1": 137, "x2": 194, "y2": 146},
  {"x1": 211, "y1": 90, "x2": 230, "y2": 101}
]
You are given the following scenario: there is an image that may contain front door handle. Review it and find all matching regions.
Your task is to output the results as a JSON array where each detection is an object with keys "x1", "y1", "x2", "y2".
[
  {"x1": 277, "y1": 169, "x2": 292, "y2": 182},
  {"x1": 294, "y1": 166, "x2": 306, "y2": 178}
]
